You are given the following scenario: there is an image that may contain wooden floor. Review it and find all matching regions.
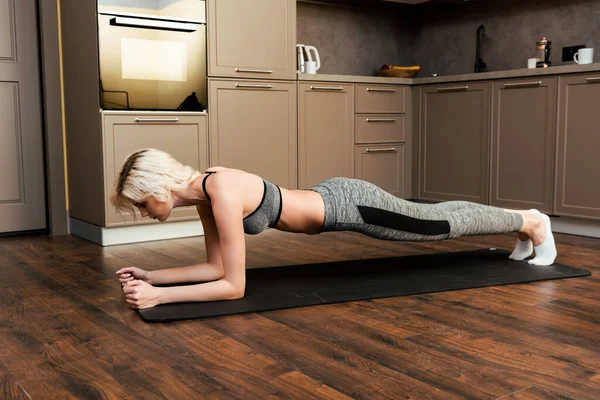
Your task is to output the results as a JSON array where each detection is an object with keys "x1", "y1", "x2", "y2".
[{"x1": 0, "y1": 229, "x2": 599, "y2": 399}]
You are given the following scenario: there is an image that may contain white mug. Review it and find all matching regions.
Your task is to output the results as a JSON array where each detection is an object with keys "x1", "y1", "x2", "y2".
[
  {"x1": 574, "y1": 48, "x2": 594, "y2": 64},
  {"x1": 527, "y1": 57, "x2": 539, "y2": 69},
  {"x1": 305, "y1": 61, "x2": 317, "y2": 74}
]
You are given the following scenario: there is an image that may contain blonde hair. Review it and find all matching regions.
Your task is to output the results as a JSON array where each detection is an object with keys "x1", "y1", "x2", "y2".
[{"x1": 110, "y1": 148, "x2": 201, "y2": 216}]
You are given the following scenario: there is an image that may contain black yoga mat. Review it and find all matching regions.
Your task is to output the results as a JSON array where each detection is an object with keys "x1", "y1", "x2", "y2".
[{"x1": 138, "y1": 248, "x2": 590, "y2": 322}]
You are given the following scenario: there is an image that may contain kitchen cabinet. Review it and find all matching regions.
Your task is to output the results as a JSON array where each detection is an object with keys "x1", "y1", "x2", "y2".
[
  {"x1": 207, "y1": 0, "x2": 296, "y2": 80},
  {"x1": 354, "y1": 144, "x2": 405, "y2": 197},
  {"x1": 490, "y1": 77, "x2": 556, "y2": 213},
  {"x1": 555, "y1": 73, "x2": 600, "y2": 219},
  {"x1": 418, "y1": 81, "x2": 490, "y2": 204},
  {"x1": 103, "y1": 112, "x2": 208, "y2": 227},
  {"x1": 354, "y1": 83, "x2": 408, "y2": 197},
  {"x1": 209, "y1": 78, "x2": 297, "y2": 189},
  {"x1": 298, "y1": 82, "x2": 354, "y2": 188}
]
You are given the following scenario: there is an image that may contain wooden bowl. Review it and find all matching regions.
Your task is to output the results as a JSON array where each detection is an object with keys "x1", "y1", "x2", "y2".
[{"x1": 377, "y1": 69, "x2": 420, "y2": 78}]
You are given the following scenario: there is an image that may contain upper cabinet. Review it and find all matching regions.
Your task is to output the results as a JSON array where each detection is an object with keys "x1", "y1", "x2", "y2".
[{"x1": 207, "y1": 0, "x2": 296, "y2": 80}]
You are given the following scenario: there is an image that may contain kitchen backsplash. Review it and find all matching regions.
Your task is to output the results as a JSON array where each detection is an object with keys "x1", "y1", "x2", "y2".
[
  {"x1": 414, "y1": 0, "x2": 600, "y2": 77},
  {"x1": 298, "y1": 0, "x2": 600, "y2": 78},
  {"x1": 297, "y1": 2, "x2": 417, "y2": 76}
]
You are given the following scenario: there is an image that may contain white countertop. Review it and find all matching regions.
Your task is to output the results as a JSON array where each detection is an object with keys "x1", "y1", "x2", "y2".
[{"x1": 297, "y1": 63, "x2": 600, "y2": 85}]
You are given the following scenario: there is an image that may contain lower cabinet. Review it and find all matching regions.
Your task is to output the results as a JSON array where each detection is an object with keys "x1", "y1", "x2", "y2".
[
  {"x1": 209, "y1": 78, "x2": 297, "y2": 189},
  {"x1": 418, "y1": 82, "x2": 491, "y2": 204},
  {"x1": 490, "y1": 77, "x2": 556, "y2": 213},
  {"x1": 102, "y1": 112, "x2": 208, "y2": 227},
  {"x1": 354, "y1": 144, "x2": 405, "y2": 197},
  {"x1": 298, "y1": 82, "x2": 354, "y2": 188},
  {"x1": 555, "y1": 73, "x2": 600, "y2": 219}
]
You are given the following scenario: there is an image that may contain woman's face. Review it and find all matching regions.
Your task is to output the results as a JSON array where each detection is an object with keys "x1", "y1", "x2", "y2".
[{"x1": 133, "y1": 196, "x2": 171, "y2": 222}]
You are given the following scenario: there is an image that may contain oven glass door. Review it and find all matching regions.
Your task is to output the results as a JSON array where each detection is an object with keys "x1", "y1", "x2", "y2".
[{"x1": 97, "y1": 1, "x2": 206, "y2": 111}]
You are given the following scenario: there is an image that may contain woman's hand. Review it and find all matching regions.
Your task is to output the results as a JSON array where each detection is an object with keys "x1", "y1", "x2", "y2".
[
  {"x1": 116, "y1": 266, "x2": 151, "y2": 286},
  {"x1": 122, "y1": 280, "x2": 162, "y2": 309}
]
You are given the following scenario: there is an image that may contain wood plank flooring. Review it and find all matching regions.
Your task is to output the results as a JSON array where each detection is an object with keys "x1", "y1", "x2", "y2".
[{"x1": 0, "y1": 229, "x2": 598, "y2": 399}]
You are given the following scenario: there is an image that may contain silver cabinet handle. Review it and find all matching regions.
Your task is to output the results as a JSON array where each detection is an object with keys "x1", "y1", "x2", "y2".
[
  {"x1": 586, "y1": 77, "x2": 600, "y2": 83},
  {"x1": 503, "y1": 81, "x2": 542, "y2": 88},
  {"x1": 437, "y1": 86, "x2": 469, "y2": 92},
  {"x1": 235, "y1": 84, "x2": 273, "y2": 89},
  {"x1": 134, "y1": 118, "x2": 180, "y2": 123},
  {"x1": 366, "y1": 147, "x2": 397, "y2": 153},
  {"x1": 310, "y1": 86, "x2": 344, "y2": 91},
  {"x1": 235, "y1": 68, "x2": 273, "y2": 74},
  {"x1": 366, "y1": 118, "x2": 396, "y2": 122},
  {"x1": 366, "y1": 88, "x2": 396, "y2": 92}
]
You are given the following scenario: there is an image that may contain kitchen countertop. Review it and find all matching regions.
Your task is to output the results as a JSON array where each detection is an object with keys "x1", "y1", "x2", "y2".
[{"x1": 297, "y1": 63, "x2": 600, "y2": 85}]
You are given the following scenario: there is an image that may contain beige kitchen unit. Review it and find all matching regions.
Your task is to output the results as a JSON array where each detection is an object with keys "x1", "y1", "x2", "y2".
[
  {"x1": 208, "y1": 78, "x2": 298, "y2": 189},
  {"x1": 103, "y1": 113, "x2": 208, "y2": 227},
  {"x1": 354, "y1": 84, "x2": 408, "y2": 197},
  {"x1": 298, "y1": 82, "x2": 354, "y2": 188},
  {"x1": 207, "y1": 0, "x2": 296, "y2": 80},
  {"x1": 417, "y1": 81, "x2": 491, "y2": 204},
  {"x1": 555, "y1": 73, "x2": 600, "y2": 220},
  {"x1": 490, "y1": 77, "x2": 556, "y2": 213}
]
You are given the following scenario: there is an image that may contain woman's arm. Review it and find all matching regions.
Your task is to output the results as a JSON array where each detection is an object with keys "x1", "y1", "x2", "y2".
[
  {"x1": 124, "y1": 173, "x2": 248, "y2": 308},
  {"x1": 143, "y1": 204, "x2": 224, "y2": 285}
]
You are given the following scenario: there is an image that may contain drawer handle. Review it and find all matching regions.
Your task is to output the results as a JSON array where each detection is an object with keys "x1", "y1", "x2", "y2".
[
  {"x1": 235, "y1": 68, "x2": 273, "y2": 74},
  {"x1": 366, "y1": 118, "x2": 396, "y2": 122},
  {"x1": 503, "y1": 81, "x2": 542, "y2": 88},
  {"x1": 366, "y1": 88, "x2": 396, "y2": 92},
  {"x1": 235, "y1": 84, "x2": 273, "y2": 89},
  {"x1": 310, "y1": 86, "x2": 344, "y2": 91},
  {"x1": 134, "y1": 118, "x2": 180, "y2": 123},
  {"x1": 366, "y1": 147, "x2": 397, "y2": 153},
  {"x1": 437, "y1": 86, "x2": 469, "y2": 92},
  {"x1": 586, "y1": 77, "x2": 600, "y2": 83}
]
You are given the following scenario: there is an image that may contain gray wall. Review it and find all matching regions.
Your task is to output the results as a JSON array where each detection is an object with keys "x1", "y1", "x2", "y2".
[
  {"x1": 298, "y1": 0, "x2": 600, "y2": 78},
  {"x1": 413, "y1": 0, "x2": 600, "y2": 76},
  {"x1": 297, "y1": 2, "x2": 417, "y2": 76}
]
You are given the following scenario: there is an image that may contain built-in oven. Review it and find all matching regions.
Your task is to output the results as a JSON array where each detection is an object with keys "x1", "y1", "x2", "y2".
[{"x1": 97, "y1": 0, "x2": 207, "y2": 111}]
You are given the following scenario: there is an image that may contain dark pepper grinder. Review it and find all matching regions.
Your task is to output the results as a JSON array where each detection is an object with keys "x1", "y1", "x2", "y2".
[{"x1": 536, "y1": 37, "x2": 552, "y2": 68}]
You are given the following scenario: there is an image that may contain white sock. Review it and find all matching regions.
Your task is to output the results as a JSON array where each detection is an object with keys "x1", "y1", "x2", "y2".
[
  {"x1": 509, "y1": 238, "x2": 533, "y2": 260},
  {"x1": 528, "y1": 209, "x2": 557, "y2": 266}
]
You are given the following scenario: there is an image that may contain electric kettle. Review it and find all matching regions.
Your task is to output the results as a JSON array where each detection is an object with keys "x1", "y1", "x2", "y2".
[{"x1": 296, "y1": 44, "x2": 321, "y2": 73}]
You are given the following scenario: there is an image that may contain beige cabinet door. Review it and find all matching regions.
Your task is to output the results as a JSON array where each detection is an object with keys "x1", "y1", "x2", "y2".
[
  {"x1": 207, "y1": 0, "x2": 296, "y2": 80},
  {"x1": 0, "y1": 0, "x2": 46, "y2": 233},
  {"x1": 298, "y1": 82, "x2": 354, "y2": 188},
  {"x1": 209, "y1": 78, "x2": 297, "y2": 189},
  {"x1": 418, "y1": 82, "x2": 491, "y2": 204},
  {"x1": 490, "y1": 77, "x2": 556, "y2": 213},
  {"x1": 555, "y1": 74, "x2": 600, "y2": 219},
  {"x1": 355, "y1": 144, "x2": 405, "y2": 198},
  {"x1": 103, "y1": 113, "x2": 208, "y2": 227}
]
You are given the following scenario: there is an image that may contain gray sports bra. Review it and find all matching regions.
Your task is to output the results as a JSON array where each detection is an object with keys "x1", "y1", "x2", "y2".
[{"x1": 202, "y1": 171, "x2": 283, "y2": 235}]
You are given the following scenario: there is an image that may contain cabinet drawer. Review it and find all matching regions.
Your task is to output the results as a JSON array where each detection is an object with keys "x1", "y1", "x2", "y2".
[
  {"x1": 355, "y1": 114, "x2": 405, "y2": 144},
  {"x1": 355, "y1": 84, "x2": 406, "y2": 113},
  {"x1": 354, "y1": 143, "x2": 405, "y2": 197}
]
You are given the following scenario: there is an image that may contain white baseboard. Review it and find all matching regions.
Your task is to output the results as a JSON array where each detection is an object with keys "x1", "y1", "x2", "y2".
[
  {"x1": 69, "y1": 218, "x2": 205, "y2": 246},
  {"x1": 69, "y1": 215, "x2": 600, "y2": 247},
  {"x1": 550, "y1": 216, "x2": 600, "y2": 239}
]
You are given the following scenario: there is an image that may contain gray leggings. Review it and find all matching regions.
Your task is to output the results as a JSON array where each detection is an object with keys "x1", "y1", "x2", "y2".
[{"x1": 308, "y1": 178, "x2": 523, "y2": 241}]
